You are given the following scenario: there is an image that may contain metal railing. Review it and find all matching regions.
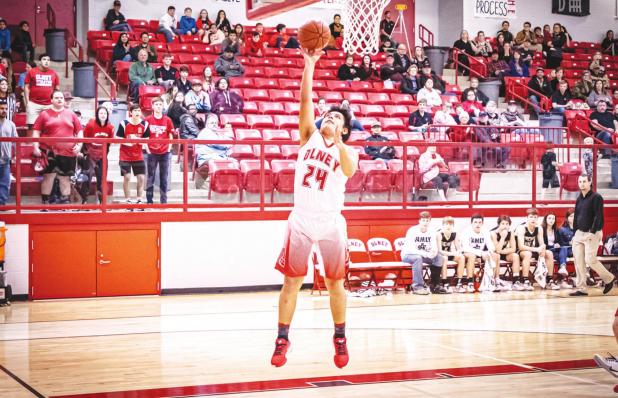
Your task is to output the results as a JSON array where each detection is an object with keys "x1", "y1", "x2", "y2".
[
  {"x1": 452, "y1": 48, "x2": 487, "y2": 85},
  {"x1": 46, "y1": 3, "x2": 56, "y2": 29},
  {"x1": 419, "y1": 24, "x2": 434, "y2": 48}
]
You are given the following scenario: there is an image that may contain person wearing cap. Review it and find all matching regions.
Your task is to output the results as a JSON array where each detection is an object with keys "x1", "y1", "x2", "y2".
[
  {"x1": 419, "y1": 60, "x2": 445, "y2": 92},
  {"x1": 527, "y1": 68, "x2": 552, "y2": 119},
  {"x1": 487, "y1": 50, "x2": 509, "y2": 78},
  {"x1": 105, "y1": 1, "x2": 131, "y2": 32},
  {"x1": 128, "y1": 49, "x2": 155, "y2": 103},
  {"x1": 0, "y1": 99, "x2": 17, "y2": 206},
  {"x1": 215, "y1": 47, "x2": 245, "y2": 78},
  {"x1": 379, "y1": 54, "x2": 402, "y2": 81},
  {"x1": 364, "y1": 123, "x2": 395, "y2": 161},
  {"x1": 184, "y1": 79, "x2": 211, "y2": 113}
]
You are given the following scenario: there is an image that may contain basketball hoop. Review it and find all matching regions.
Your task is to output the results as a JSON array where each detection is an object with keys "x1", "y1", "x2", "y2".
[{"x1": 341, "y1": 0, "x2": 391, "y2": 55}]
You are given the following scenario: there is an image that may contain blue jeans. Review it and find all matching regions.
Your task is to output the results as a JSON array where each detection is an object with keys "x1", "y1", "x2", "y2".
[
  {"x1": 0, "y1": 160, "x2": 10, "y2": 205},
  {"x1": 109, "y1": 23, "x2": 131, "y2": 32},
  {"x1": 402, "y1": 253, "x2": 443, "y2": 289},
  {"x1": 550, "y1": 246, "x2": 572, "y2": 267},
  {"x1": 157, "y1": 26, "x2": 180, "y2": 43},
  {"x1": 146, "y1": 152, "x2": 171, "y2": 204},
  {"x1": 529, "y1": 95, "x2": 541, "y2": 114}
]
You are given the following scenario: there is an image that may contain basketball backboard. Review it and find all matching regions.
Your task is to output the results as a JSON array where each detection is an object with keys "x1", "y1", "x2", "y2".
[{"x1": 246, "y1": 0, "x2": 322, "y2": 20}]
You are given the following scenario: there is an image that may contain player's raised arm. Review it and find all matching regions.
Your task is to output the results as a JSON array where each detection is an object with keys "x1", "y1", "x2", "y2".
[{"x1": 299, "y1": 48, "x2": 322, "y2": 146}]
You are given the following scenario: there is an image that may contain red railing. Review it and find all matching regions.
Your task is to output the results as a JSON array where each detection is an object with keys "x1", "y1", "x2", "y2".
[
  {"x1": 94, "y1": 61, "x2": 118, "y2": 104},
  {"x1": 509, "y1": 79, "x2": 551, "y2": 113},
  {"x1": 1, "y1": 130, "x2": 616, "y2": 214},
  {"x1": 419, "y1": 24, "x2": 434, "y2": 48},
  {"x1": 64, "y1": 29, "x2": 85, "y2": 78},
  {"x1": 452, "y1": 48, "x2": 487, "y2": 85},
  {"x1": 46, "y1": 3, "x2": 56, "y2": 29}
]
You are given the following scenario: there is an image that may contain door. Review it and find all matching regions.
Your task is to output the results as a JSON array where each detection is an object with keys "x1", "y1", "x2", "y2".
[
  {"x1": 96, "y1": 230, "x2": 160, "y2": 296},
  {"x1": 1, "y1": 0, "x2": 75, "y2": 46},
  {"x1": 31, "y1": 231, "x2": 97, "y2": 299}
]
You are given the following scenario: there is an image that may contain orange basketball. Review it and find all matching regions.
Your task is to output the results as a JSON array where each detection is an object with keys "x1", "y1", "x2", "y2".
[{"x1": 298, "y1": 20, "x2": 331, "y2": 51}]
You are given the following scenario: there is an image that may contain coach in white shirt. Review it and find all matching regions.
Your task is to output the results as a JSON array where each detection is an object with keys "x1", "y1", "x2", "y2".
[
  {"x1": 158, "y1": 6, "x2": 180, "y2": 43},
  {"x1": 401, "y1": 211, "x2": 449, "y2": 295}
]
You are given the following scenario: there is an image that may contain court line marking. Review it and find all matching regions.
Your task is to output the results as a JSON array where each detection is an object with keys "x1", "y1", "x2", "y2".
[{"x1": 0, "y1": 363, "x2": 46, "y2": 398}]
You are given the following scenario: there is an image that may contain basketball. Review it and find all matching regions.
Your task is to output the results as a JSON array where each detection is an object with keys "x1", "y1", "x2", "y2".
[{"x1": 298, "y1": 20, "x2": 331, "y2": 51}]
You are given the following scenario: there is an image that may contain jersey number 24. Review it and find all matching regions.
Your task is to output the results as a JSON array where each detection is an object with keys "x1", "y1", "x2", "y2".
[{"x1": 302, "y1": 165, "x2": 328, "y2": 190}]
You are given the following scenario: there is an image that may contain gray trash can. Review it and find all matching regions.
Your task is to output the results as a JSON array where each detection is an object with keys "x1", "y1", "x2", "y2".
[
  {"x1": 477, "y1": 78, "x2": 501, "y2": 104},
  {"x1": 539, "y1": 112, "x2": 565, "y2": 143},
  {"x1": 611, "y1": 157, "x2": 618, "y2": 189},
  {"x1": 72, "y1": 62, "x2": 95, "y2": 98},
  {"x1": 44, "y1": 28, "x2": 66, "y2": 62},
  {"x1": 423, "y1": 46, "x2": 450, "y2": 76}
]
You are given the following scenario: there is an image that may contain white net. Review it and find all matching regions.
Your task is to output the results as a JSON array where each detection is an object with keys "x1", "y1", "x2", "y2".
[{"x1": 341, "y1": 0, "x2": 391, "y2": 55}]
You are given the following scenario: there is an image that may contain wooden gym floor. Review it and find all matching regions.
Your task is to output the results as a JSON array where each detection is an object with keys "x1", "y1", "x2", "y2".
[{"x1": 0, "y1": 289, "x2": 616, "y2": 397}]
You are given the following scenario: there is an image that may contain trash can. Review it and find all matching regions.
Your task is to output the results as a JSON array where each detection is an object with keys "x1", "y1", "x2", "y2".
[
  {"x1": 477, "y1": 78, "x2": 501, "y2": 104},
  {"x1": 611, "y1": 157, "x2": 618, "y2": 189},
  {"x1": 423, "y1": 46, "x2": 450, "y2": 76},
  {"x1": 72, "y1": 62, "x2": 95, "y2": 98},
  {"x1": 44, "y1": 28, "x2": 66, "y2": 62},
  {"x1": 539, "y1": 112, "x2": 565, "y2": 143}
]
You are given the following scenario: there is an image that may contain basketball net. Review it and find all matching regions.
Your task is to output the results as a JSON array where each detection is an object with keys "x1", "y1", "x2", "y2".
[{"x1": 341, "y1": 0, "x2": 391, "y2": 55}]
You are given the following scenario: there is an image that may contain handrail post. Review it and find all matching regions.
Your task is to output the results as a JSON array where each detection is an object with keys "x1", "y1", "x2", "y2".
[
  {"x1": 101, "y1": 142, "x2": 108, "y2": 212},
  {"x1": 531, "y1": 145, "x2": 537, "y2": 206},
  {"x1": 402, "y1": 141, "x2": 408, "y2": 209},
  {"x1": 65, "y1": 30, "x2": 69, "y2": 78},
  {"x1": 183, "y1": 142, "x2": 189, "y2": 212},
  {"x1": 15, "y1": 141, "x2": 21, "y2": 214},
  {"x1": 94, "y1": 62, "x2": 99, "y2": 109},
  {"x1": 468, "y1": 142, "x2": 473, "y2": 209},
  {"x1": 259, "y1": 142, "x2": 265, "y2": 211}
]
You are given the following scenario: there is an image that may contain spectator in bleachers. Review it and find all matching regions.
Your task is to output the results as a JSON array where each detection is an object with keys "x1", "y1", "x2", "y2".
[
  {"x1": 379, "y1": 11, "x2": 395, "y2": 44},
  {"x1": 472, "y1": 31, "x2": 492, "y2": 58},
  {"x1": 194, "y1": 113, "x2": 232, "y2": 188},
  {"x1": 433, "y1": 102, "x2": 457, "y2": 135},
  {"x1": 210, "y1": 77, "x2": 244, "y2": 114},
  {"x1": 519, "y1": 40, "x2": 534, "y2": 67},
  {"x1": 327, "y1": 14, "x2": 344, "y2": 50},
  {"x1": 542, "y1": 24, "x2": 552, "y2": 44},
  {"x1": 561, "y1": 25, "x2": 573, "y2": 44},
  {"x1": 32, "y1": 91, "x2": 83, "y2": 206},
  {"x1": 485, "y1": 100, "x2": 500, "y2": 124},
  {"x1": 601, "y1": 30, "x2": 616, "y2": 56},
  {"x1": 379, "y1": 38, "x2": 396, "y2": 55},
  {"x1": 500, "y1": 100, "x2": 526, "y2": 130},
  {"x1": 487, "y1": 50, "x2": 509, "y2": 78},
  {"x1": 408, "y1": 99, "x2": 432, "y2": 134},
  {"x1": 613, "y1": 90, "x2": 618, "y2": 106},
  {"x1": 144, "y1": 97, "x2": 174, "y2": 204},
  {"x1": 556, "y1": 208, "x2": 575, "y2": 282},
  {"x1": 476, "y1": 111, "x2": 508, "y2": 168},
  {"x1": 184, "y1": 80, "x2": 211, "y2": 113},
  {"x1": 215, "y1": 47, "x2": 245, "y2": 78},
  {"x1": 551, "y1": 80, "x2": 574, "y2": 114},
  {"x1": 166, "y1": 90, "x2": 186, "y2": 128},
  {"x1": 11, "y1": 21, "x2": 34, "y2": 63},
  {"x1": 590, "y1": 64, "x2": 610, "y2": 87},
  {"x1": 528, "y1": 67, "x2": 552, "y2": 118},
  {"x1": 128, "y1": 49, "x2": 155, "y2": 103},
  {"x1": 179, "y1": 103, "x2": 203, "y2": 139},
  {"x1": 179, "y1": 7, "x2": 197, "y2": 36},
  {"x1": 590, "y1": 100, "x2": 617, "y2": 153},
  {"x1": 0, "y1": 79, "x2": 17, "y2": 122},
  {"x1": 0, "y1": 99, "x2": 16, "y2": 206},
  {"x1": 412, "y1": 46, "x2": 428, "y2": 66},
  {"x1": 104, "y1": 1, "x2": 130, "y2": 32},
  {"x1": 130, "y1": 32, "x2": 157, "y2": 63},
  {"x1": 499, "y1": 42, "x2": 513, "y2": 63},
  {"x1": 540, "y1": 145, "x2": 559, "y2": 197},
  {"x1": 453, "y1": 30, "x2": 476, "y2": 76},
  {"x1": 394, "y1": 44, "x2": 413, "y2": 73},
  {"x1": 196, "y1": 9, "x2": 212, "y2": 39},
  {"x1": 155, "y1": 54, "x2": 178, "y2": 90},
  {"x1": 497, "y1": 20, "x2": 514, "y2": 43},
  {"x1": 508, "y1": 50, "x2": 529, "y2": 77},
  {"x1": 202, "y1": 66, "x2": 215, "y2": 94},
  {"x1": 588, "y1": 81, "x2": 612, "y2": 109},
  {"x1": 161, "y1": 86, "x2": 177, "y2": 113},
  {"x1": 461, "y1": 77, "x2": 489, "y2": 106},
  {"x1": 549, "y1": 68, "x2": 565, "y2": 94},
  {"x1": 418, "y1": 146, "x2": 459, "y2": 201},
  {"x1": 0, "y1": 20, "x2": 10, "y2": 58},
  {"x1": 214, "y1": 10, "x2": 232, "y2": 34},
  {"x1": 514, "y1": 22, "x2": 541, "y2": 52},
  {"x1": 400, "y1": 64, "x2": 420, "y2": 95},
  {"x1": 337, "y1": 55, "x2": 360, "y2": 81},
  {"x1": 174, "y1": 65, "x2": 192, "y2": 94},
  {"x1": 17, "y1": 61, "x2": 32, "y2": 92},
  {"x1": 234, "y1": 25, "x2": 244, "y2": 43},
  {"x1": 461, "y1": 90, "x2": 484, "y2": 118},
  {"x1": 589, "y1": 51, "x2": 603, "y2": 71},
  {"x1": 379, "y1": 54, "x2": 402, "y2": 81},
  {"x1": 533, "y1": 26, "x2": 544, "y2": 47},
  {"x1": 24, "y1": 54, "x2": 60, "y2": 126},
  {"x1": 417, "y1": 78, "x2": 442, "y2": 107},
  {"x1": 112, "y1": 32, "x2": 132, "y2": 65},
  {"x1": 158, "y1": 6, "x2": 180, "y2": 44},
  {"x1": 449, "y1": 112, "x2": 474, "y2": 142},
  {"x1": 206, "y1": 24, "x2": 225, "y2": 45},
  {"x1": 490, "y1": 215, "x2": 519, "y2": 287},
  {"x1": 572, "y1": 70, "x2": 594, "y2": 101},
  {"x1": 0, "y1": 58, "x2": 11, "y2": 91},
  {"x1": 269, "y1": 24, "x2": 300, "y2": 49},
  {"x1": 401, "y1": 211, "x2": 448, "y2": 295},
  {"x1": 495, "y1": 33, "x2": 506, "y2": 53},
  {"x1": 516, "y1": 208, "x2": 559, "y2": 290},
  {"x1": 82, "y1": 106, "x2": 114, "y2": 204},
  {"x1": 364, "y1": 122, "x2": 395, "y2": 161},
  {"x1": 546, "y1": 23, "x2": 567, "y2": 69},
  {"x1": 582, "y1": 136, "x2": 594, "y2": 180},
  {"x1": 419, "y1": 61, "x2": 446, "y2": 92},
  {"x1": 358, "y1": 55, "x2": 379, "y2": 81},
  {"x1": 246, "y1": 31, "x2": 266, "y2": 56},
  {"x1": 315, "y1": 100, "x2": 364, "y2": 131},
  {"x1": 116, "y1": 104, "x2": 150, "y2": 206},
  {"x1": 221, "y1": 31, "x2": 241, "y2": 55}
]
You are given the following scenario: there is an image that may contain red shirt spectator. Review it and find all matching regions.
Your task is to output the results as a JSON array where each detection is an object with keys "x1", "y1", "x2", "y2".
[
  {"x1": 117, "y1": 119, "x2": 150, "y2": 161},
  {"x1": 145, "y1": 113, "x2": 174, "y2": 154},
  {"x1": 83, "y1": 118, "x2": 114, "y2": 161},
  {"x1": 246, "y1": 32, "x2": 266, "y2": 55},
  {"x1": 33, "y1": 108, "x2": 82, "y2": 156},
  {"x1": 25, "y1": 66, "x2": 60, "y2": 106}
]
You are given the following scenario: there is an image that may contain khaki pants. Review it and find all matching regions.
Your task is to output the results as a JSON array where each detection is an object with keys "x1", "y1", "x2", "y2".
[{"x1": 573, "y1": 230, "x2": 614, "y2": 290}]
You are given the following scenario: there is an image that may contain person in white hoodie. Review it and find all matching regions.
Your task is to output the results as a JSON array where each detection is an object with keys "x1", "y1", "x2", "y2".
[
  {"x1": 460, "y1": 214, "x2": 495, "y2": 292},
  {"x1": 401, "y1": 211, "x2": 449, "y2": 295},
  {"x1": 158, "y1": 6, "x2": 180, "y2": 43}
]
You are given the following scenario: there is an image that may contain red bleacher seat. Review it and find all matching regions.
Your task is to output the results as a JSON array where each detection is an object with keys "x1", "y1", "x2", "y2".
[
  {"x1": 347, "y1": 131, "x2": 370, "y2": 142},
  {"x1": 153, "y1": 42, "x2": 167, "y2": 53},
  {"x1": 345, "y1": 169, "x2": 365, "y2": 201},
  {"x1": 314, "y1": 69, "x2": 336, "y2": 80},
  {"x1": 253, "y1": 145, "x2": 284, "y2": 161},
  {"x1": 278, "y1": 79, "x2": 300, "y2": 90},
  {"x1": 229, "y1": 144, "x2": 255, "y2": 160},
  {"x1": 312, "y1": 80, "x2": 328, "y2": 90},
  {"x1": 284, "y1": 102, "x2": 300, "y2": 115},
  {"x1": 274, "y1": 115, "x2": 299, "y2": 129},
  {"x1": 357, "y1": 117, "x2": 379, "y2": 130},
  {"x1": 269, "y1": 89, "x2": 295, "y2": 102},
  {"x1": 559, "y1": 163, "x2": 583, "y2": 198},
  {"x1": 343, "y1": 92, "x2": 369, "y2": 104},
  {"x1": 235, "y1": 129, "x2": 262, "y2": 141},
  {"x1": 149, "y1": 20, "x2": 159, "y2": 32},
  {"x1": 188, "y1": 64, "x2": 203, "y2": 76},
  {"x1": 390, "y1": 93, "x2": 416, "y2": 105},
  {"x1": 229, "y1": 77, "x2": 254, "y2": 88},
  {"x1": 388, "y1": 159, "x2": 414, "y2": 194},
  {"x1": 244, "y1": 67, "x2": 266, "y2": 78},
  {"x1": 243, "y1": 88, "x2": 270, "y2": 101},
  {"x1": 178, "y1": 54, "x2": 202, "y2": 64},
  {"x1": 138, "y1": 85, "x2": 165, "y2": 97},
  {"x1": 265, "y1": 67, "x2": 291, "y2": 79},
  {"x1": 274, "y1": 58, "x2": 301, "y2": 68},
  {"x1": 367, "y1": 93, "x2": 392, "y2": 105},
  {"x1": 220, "y1": 114, "x2": 248, "y2": 128},
  {"x1": 318, "y1": 91, "x2": 343, "y2": 102},
  {"x1": 359, "y1": 160, "x2": 392, "y2": 200},
  {"x1": 262, "y1": 48, "x2": 283, "y2": 57},
  {"x1": 281, "y1": 48, "x2": 302, "y2": 58},
  {"x1": 327, "y1": 80, "x2": 352, "y2": 92},
  {"x1": 325, "y1": 50, "x2": 347, "y2": 59},
  {"x1": 243, "y1": 101, "x2": 259, "y2": 114},
  {"x1": 247, "y1": 114, "x2": 275, "y2": 128},
  {"x1": 179, "y1": 35, "x2": 201, "y2": 43},
  {"x1": 263, "y1": 129, "x2": 291, "y2": 141},
  {"x1": 281, "y1": 145, "x2": 299, "y2": 159},
  {"x1": 290, "y1": 130, "x2": 300, "y2": 141},
  {"x1": 167, "y1": 43, "x2": 191, "y2": 53},
  {"x1": 127, "y1": 19, "x2": 149, "y2": 30},
  {"x1": 360, "y1": 105, "x2": 385, "y2": 117},
  {"x1": 271, "y1": 159, "x2": 296, "y2": 195},
  {"x1": 384, "y1": 105, "x2": 410, "y2": 117},
  {"x1": 208, "y1": 158, "x2": 242, "y2": 199},
  {"x1": 318, "y1": 59, "x2": 341, "y2": 69},
  {"x1": 258, "y1": 102, "x2": 286, "y2": 115},
  {"x1": 381, "y1": 117, "x2": 407, "y2": 131},
  {"x1": 350, "y1": 81, "x2": 375, "y2": 92}
]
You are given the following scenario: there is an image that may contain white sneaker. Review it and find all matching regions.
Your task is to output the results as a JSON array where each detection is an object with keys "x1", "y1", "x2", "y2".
[
  {"x1": 513, "y1": 281, "x2": 524, "y2": 291},
  {"x1": 593, "y1": 353, "x2": 618, "y2": 378},
  {"x1": 558, "y1": 266, "x2": 568, "y2": 276},
  {"x1": 523, "y1": 281, "x2": 534, "y2": 291},
  {"x1": 443, "y1": 283, "x2": 453, "y2": 293},
  {"x1": 547, "y1": 281, "x2": 560, "y2": 290},
  {"x1": 559, "y1": 280, "x2": 572, "y2": 289},
  {"x1": 455, "y1": 284, "x2": 466, "y2": 293},
  {"x1": 466, "y1": 283, "x2": 475, "y2": 293},
  {"x1": 413, "y1": 286, "x2": 430, "y2": 295}
]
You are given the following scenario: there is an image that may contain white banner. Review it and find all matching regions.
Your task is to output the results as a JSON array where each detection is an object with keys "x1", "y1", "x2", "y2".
[{"x1": 473, "y1": 0, "x2": 517, "y2": 18}]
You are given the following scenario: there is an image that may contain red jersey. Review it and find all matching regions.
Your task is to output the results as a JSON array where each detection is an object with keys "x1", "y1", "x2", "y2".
[
  {"x1": 83, "y1": 119, "x2": 114, "y2": 161},
  {"x1": 246, "y1": 38, "x2": 265, "y2": 55},
  {"x1": 145, "y1": 114, "x2": 174, "y2": 155},
  {"x1": 25, "y1": 67, "x2": 60, "y2": 105},
  {"x1": 117, "y1": 119, "x2": 150, "y2": 162},
  {"x1": 33, "y1": 108, "x2": 82, "y2": 157}
]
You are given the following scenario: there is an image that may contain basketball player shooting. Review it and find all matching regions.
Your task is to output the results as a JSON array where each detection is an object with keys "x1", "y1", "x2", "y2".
[{"x1": 271, "y1": 27, "x2": 358, "y2": 369}]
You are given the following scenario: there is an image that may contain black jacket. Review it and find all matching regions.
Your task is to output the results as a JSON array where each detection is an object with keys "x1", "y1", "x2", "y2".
[
  {"x1": 527, "y1": 76, "x2": 552, "y2": 98},
  {"x1": 400, "y1": 75, "x2": 420, "y2": 95},
  {"x1": 574, "y1": 190, "x2": 604, "y2": 233},
  {"x1": 105, "y1": 9, "x2": 127, "y2": 30},
  {"x1": 419, "y1": 73, "x2": 445, "y2": 92},
  {"x1": 337, "y1": 64, "x2": 359, "y2": 81},
  {"x1": 11, "y1": 29, "x2": 33, "y2": 53},
  {"x1": 461, "y1": 88, "x2": 489, "y2": 106},
  {"x1": 394, "y1": 53, "x2": 413, "y2": 73}
]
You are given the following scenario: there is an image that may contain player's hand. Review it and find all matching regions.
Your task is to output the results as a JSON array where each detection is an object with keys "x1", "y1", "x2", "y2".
[{"x1": 301, "y1": 47, "x2": 323, "y2": 65}]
